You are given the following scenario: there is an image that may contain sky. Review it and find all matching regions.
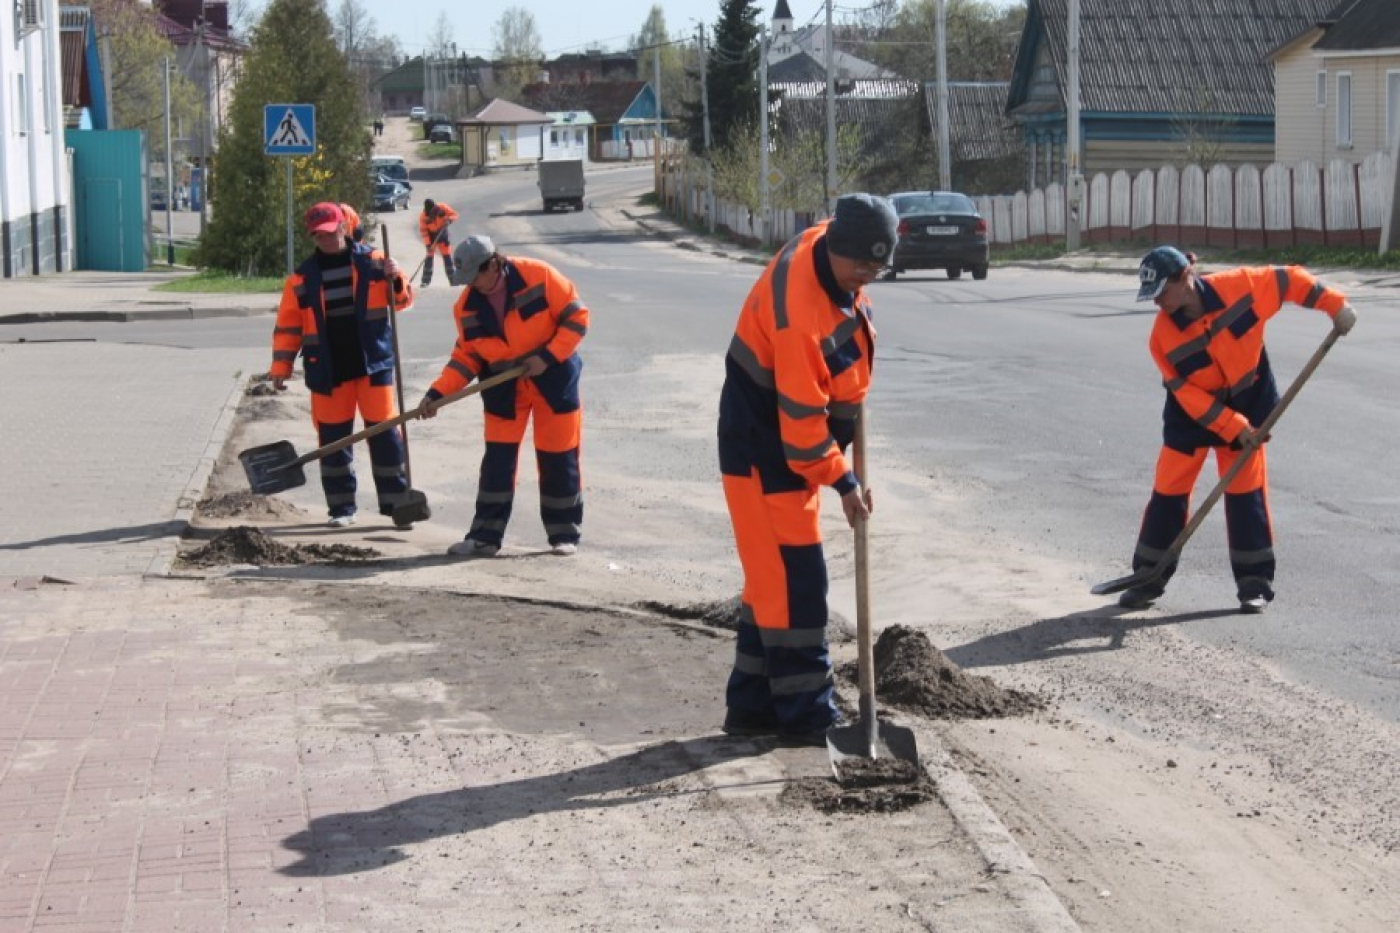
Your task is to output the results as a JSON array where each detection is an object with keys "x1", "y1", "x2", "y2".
[{"x1": 384, "y1": 0, "x2": 1022, "y2": 59}]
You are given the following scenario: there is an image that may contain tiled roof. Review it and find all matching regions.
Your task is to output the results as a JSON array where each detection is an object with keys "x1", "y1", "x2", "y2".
[
  {"x1": 1311, "y1": 0, "x2": 1400, "y2": 50},
  {"x1": 927, "y1": 82, "x2": 1022, "y2": 162},
  {"x1": 519, "y1": 80, "x2": 647, "y2": 124},
  {"x1": 1018, "y1": 0, "x2": 1337, "y2": 115},
  {"x1": 463, "y1": 98, "x2": 552, "y2": 126}
]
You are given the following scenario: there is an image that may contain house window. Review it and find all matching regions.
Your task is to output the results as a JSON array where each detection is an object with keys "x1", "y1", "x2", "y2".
[
  {"x1": 15, "y1": 74, "x2": 27, "y2": 135},
  {"x1": 499, "y1": 129, "x2": 510, "y2": 152},
  {"x1": 1316, "y1": 71, "x2": 1326, "y2": 108},
  {"x1": 550, "y1": 129, "x2": 559, "y2": 146},
  {"x1": 1337, "y1": 72, "x2": 1352, "y2": 147},
  {"x1": 1388, "y1": 71, "x2": 1400, "y2": 149},
  {"x1": 574, "y1": 129, "x2": 584, "y2": 146}
]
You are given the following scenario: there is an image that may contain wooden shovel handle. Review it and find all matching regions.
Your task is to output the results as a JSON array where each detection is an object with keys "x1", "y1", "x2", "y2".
[{"x1": 290, "y1": 366, "x2": 526, "y2": 468}]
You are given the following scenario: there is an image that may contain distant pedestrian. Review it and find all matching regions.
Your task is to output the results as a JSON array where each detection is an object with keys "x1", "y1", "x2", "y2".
[
  {"x1": 1114, "y1": 246, "x2": 1358, "y2": 613},
  {"x1": 373, "y1": 119, "x2": 384, "y2": 137},
  {"x1": 419, "y1": 234, "x2": 589, "y2": 558},
  {"x1": 268, "y1": 202, "x2": 417, "y2": 528},
  {"x1": 418, "y1": 198, "x2": 459, "y2": 286}
]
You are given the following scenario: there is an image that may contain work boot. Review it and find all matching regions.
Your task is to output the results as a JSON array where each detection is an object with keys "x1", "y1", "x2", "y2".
[
  {"x1": 446, "y1": 538, "x2": 498, "y2": 558},
  {"x1": 1239, "y1": 595, "x2": 1269, "y2": 614},
  {"x1": 721, "y1": 708, "x2": 778, "y2": 738},
  {"x1": 1118, "y1": 583, "x2": 1164, "y2": 610}
]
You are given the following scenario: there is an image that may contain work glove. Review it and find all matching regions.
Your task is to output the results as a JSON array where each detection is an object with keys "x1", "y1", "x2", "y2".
[
  {"x1": 1229, "y1": 427, "x2": 1270, "y2": 451},
  {"x1": 417, "y1": 393, "x2": 440, "y2": 420},
  {"x1": 1333, "y1": 303, "x2": 1357, "y2": 336}
]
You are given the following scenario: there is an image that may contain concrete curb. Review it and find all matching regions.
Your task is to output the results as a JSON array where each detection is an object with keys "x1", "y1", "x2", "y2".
[
  {"x1": 0, "y1": 304, "x2": 272, "y2": 325},
  {"x1": 143, "y1": 371, "x2": 249, "y2": 578}
]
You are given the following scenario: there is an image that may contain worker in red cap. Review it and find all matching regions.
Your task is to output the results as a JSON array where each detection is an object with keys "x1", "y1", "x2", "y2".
[{"x1": 267, "y1": 202, "x2": 417, "y2": 527}]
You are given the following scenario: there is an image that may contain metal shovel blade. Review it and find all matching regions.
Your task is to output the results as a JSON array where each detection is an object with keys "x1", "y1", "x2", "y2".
[
  {"x1": 827, "y1": 715, "x2": 919, "y2": 773},
  {"x1": 391, "y1": 489, "x2": 432, "y2": 526},
  {"x1": 238, "y1": 440, "x2": 306, "y2": 495},
  {"x1": 1091, "y1": 564, "x2": 1164, "y2": 596}
]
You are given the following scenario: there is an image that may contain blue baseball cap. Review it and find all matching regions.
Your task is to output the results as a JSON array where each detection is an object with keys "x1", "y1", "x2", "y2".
[{"x1": 1136, "y1": 246, "x2": 1191, "y2": 301}]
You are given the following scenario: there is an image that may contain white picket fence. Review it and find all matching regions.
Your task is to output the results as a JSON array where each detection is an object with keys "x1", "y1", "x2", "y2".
[
  {"x1": 658, "y1": 152, "x2": 1396, "y2": 251},
  {"x1": 978, "y1": 152, "x2": 1394, "y2": 249}
]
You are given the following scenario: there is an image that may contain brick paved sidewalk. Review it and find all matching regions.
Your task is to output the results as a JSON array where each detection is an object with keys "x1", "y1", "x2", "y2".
[{"x1": 0, "y1": 575, "x2": 1075, "y2": 933}]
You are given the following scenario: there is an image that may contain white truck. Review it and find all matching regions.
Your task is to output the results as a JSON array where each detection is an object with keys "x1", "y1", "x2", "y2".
[{"x1": 538, "y1": 158, "x2": 585, "y2": 212}]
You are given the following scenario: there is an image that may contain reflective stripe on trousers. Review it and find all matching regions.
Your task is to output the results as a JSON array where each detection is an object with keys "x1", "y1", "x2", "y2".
[
  {"x1": 310, "y1": 375, "x2": 408, "y2": 518},
  {"x1": 1132, "y1": 444, "x2": 1274, "y2": 599},
  {"x1": 468, "y1": 378, "x2": 582, "y2": 546},
  {"x1": 721, "y1": 468, "x2": 837, "y2": 733}
]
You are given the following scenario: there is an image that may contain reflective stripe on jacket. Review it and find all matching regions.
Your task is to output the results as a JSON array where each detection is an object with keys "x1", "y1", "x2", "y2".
[
  {"x1": 429, "y1": 256, "x2": 588, "y2": 416},
  {"x1": 1150, "y1": 265, "x2": 1346, "y2": 450},
  {"x1": 718, "y1": 220, "x2": 874, "y2": 494},
  {"x1": 270, "y1": 243, "x2": 413, "y2": 395},
  {"x1": 419, "y1": 203, "x2": 458, "y2": 245}
]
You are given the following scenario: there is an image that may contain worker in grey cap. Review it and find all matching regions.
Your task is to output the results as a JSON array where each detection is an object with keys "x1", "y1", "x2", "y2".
[
  {"x1": 715, "y1": 192, "x2": 898, "y2": 746},
  {"x1": 419, "y1": 234, "x2": 590, "y2": 558}
]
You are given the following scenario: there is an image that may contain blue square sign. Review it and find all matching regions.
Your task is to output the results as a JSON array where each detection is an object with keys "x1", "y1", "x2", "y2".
[{"x1": 264, "y1": 104, "x2": 316, "y2": 156}]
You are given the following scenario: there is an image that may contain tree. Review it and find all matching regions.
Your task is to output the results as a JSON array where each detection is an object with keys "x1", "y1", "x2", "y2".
[
  {"x1": 681, "y1": 0, "x2": 761, "y2": 155},
  {"x1": 856, "y1": 0, "x2": 1026, "y2": 84},
  {"x1": 631, "y1": 6, "x2": 691, "y2": 135},
  {"x1": 195, "y1": 0, "x2": 371, "y2": 274},
  {"x1": 91, "y1": 0, "x2": 201, "y2": 160},
  {"x1": 492, "y1": 7, "x2": 543, "y2": 99},
  {"x1": 426, "y1": 11, "x2": 454, "y2": 57},
  {"x1": 333, "y1": 0, "x2": 400, "y2": 115}
]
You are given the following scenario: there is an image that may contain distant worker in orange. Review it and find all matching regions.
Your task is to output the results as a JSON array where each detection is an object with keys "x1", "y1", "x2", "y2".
[
  {"x1": 419, "y1": 234, "x2": 589, "y2": 558},
  {"x1": 717, "y1": 193, "x2": 897, "y2": 746},
  {"x1": 418, "y1": 198, "x2": 459, "y2": 285},
  {"x1": 269, "y1": 202, "x2": 416, "y2": 528},
  {"x1": 1116, "y1": 246, "x2": 1357, "y2": 613}
]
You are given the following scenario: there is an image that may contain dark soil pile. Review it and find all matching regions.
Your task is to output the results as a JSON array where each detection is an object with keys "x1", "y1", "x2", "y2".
[
  {"x1": 177, "y1": 526, "x2": 379, "y2": 568},
  {"x1": 782, "y1": 759, "x2": 938, "y2": 814},
  {"x1": 846, "y1": 624, "x2": 1041, "y2": 720},
  {"x1": 634, "y1": 596, "x2": 743, "y2": 631},
  {"x1": 196, "y1": 491, "x2": 307, "y2": 521}
]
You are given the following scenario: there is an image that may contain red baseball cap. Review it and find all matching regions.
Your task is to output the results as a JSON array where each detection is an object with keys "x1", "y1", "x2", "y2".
[{"x1": 304, "y1": 202, "x2": 344, "y2": 234}]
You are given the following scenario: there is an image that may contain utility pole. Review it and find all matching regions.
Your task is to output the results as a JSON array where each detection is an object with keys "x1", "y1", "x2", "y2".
[
  {"x1": 759, "y1": 28, "x2": 771, "y2": 246},
  {"x1": 699, "y1": 23, "x2": 714, "y2": 234},
  {"x1": 653, "y1": 41, "x2": 662, "y2": 146},
  {"x1": 163, "y1": 57, "x2": 175, "y2": 266},
  {"x1": 1380, "y1": 114, "x2": 1400, "y2": 254},
  {"x1": 935, "y1": 0, "x2": 951, "y2": 190},
  {"x1": 824, "y1": 0, "x2": 836, "y2": 214},
  {"x1": 1066, "y1": 0, "x2": 1084, "y2": 250}
]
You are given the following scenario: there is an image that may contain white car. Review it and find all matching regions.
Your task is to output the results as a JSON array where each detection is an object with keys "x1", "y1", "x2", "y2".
[{"x1": 409, "y1": 106, "x2": 426, "y2": 121}]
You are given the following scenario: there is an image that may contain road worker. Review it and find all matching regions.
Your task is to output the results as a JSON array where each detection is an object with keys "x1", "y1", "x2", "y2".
[
  {"x1": 418, "y1": 198, "x2": 459, "y2": 285},
  {"x1": 268, "y1": 202, "x2": 416, "y2": 528},
  {"x1": 419, "y1": 234, "x2": 589, "y2": 557},
  {"x1": 717, "y1": 193, "x2": 896, "y2": 745},
  {"x1": 1117, "y1": 246, "x2": 1358, "y2": 613}
]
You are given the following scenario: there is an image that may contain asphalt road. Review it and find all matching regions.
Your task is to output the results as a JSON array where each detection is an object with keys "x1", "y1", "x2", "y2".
[{"x1": 27, "y1": 163, "x2": 1400, "y2": 727}]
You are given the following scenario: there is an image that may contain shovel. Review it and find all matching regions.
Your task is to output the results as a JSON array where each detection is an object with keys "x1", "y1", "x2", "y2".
[
  {"x1": 1093, "y1": 327, "x2": 1341, "y2": 596},
  {"x1": 239, "y1": 366, "x2": 526, "y2": 496},
  {"x1": 381, "y1": 224, "x2": 431, "y2": 526},
  {"x1": 827, "y1": 406, "x2": 920, "y2": 775}
]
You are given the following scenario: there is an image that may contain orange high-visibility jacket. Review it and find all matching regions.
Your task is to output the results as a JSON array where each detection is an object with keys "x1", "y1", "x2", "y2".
[
  {"x1": 1149, "y1": 265, "x2": 1345, "y2": 449},
  {"x1": 429, "y1": 256, "x2": 588, "y2": 413},
  {"x1": 270, "y1": 243, "x2": 413, "y2": 394},
  {"x1": 419, "y1": 203, "x2": 459, "y2": 246},
  {"x1": 718, "y1": 220, "x2": 875, "y2": 494}
]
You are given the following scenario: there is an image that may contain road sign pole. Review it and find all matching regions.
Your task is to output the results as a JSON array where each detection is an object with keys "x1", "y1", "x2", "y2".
[{"x1": 286, "y1": 160, "x2": 294, "y2": 275}]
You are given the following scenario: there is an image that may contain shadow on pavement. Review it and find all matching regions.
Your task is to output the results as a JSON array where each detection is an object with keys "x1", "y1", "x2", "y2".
[
  {"x1": 944, "y1": 606, "x2": 1242, "y2": 668},
  {"x1": 278, "y1": 736, "x2": 768, "y2": 877},
  {"x1": 0, "y1": 520, "x2": 183, "y2": 550}
]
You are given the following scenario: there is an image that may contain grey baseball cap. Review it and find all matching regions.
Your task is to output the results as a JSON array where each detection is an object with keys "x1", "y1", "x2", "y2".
[{"x1": 450, "y1": 235, "x2": 496, "y2": 286}]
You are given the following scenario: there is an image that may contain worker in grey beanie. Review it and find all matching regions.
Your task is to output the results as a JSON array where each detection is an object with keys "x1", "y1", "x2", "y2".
[
  {"x1": 714, "y1": 191, "x2": 889, "y2": 746},
  {"x1": 825, "y1": 193, "x2": 899, "y2": 270}
]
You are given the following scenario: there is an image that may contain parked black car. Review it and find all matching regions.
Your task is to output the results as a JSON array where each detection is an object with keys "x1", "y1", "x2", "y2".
[
  {"x1": 886, "y1": 191, "x2": 989, "y2": 281},
  {"x1": 372, "y1": 181, "x2": 411, "y2": 212},
  {"x1": 422, "y1": 113, "x2": 451, "y2": 137},
  {"x1": 428, "y1": 123, "x2": 455, "y2": 144}
]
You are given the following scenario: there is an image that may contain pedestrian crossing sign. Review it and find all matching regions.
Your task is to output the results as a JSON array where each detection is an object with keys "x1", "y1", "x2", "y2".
[{"x1": 264, "y1": 104, "x2": 316, "y2": 156}]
